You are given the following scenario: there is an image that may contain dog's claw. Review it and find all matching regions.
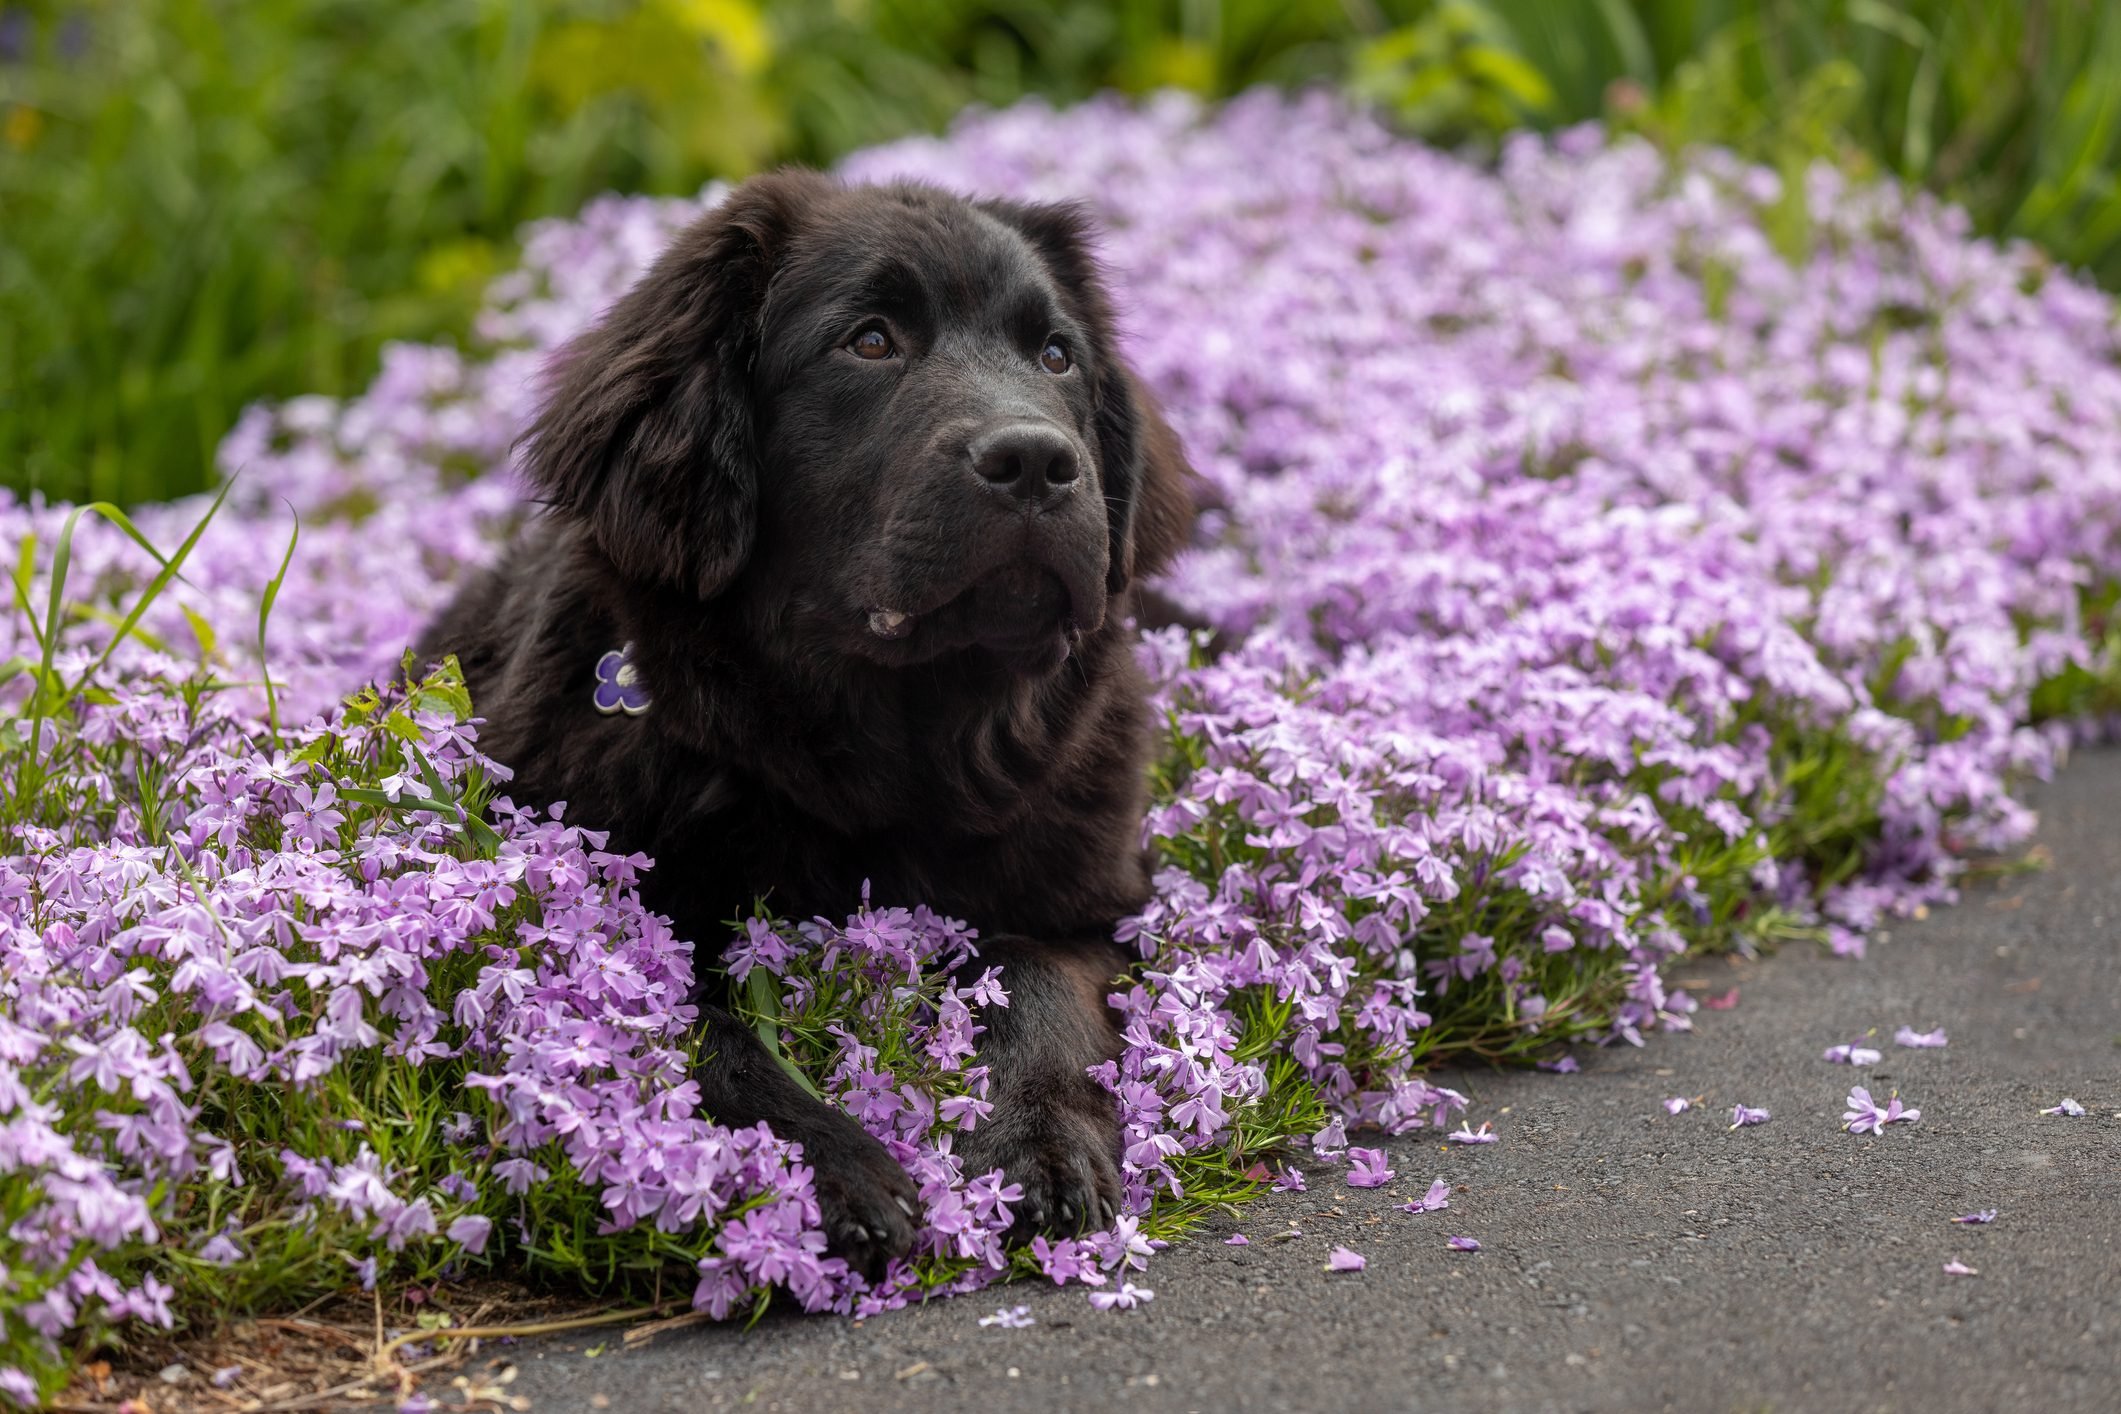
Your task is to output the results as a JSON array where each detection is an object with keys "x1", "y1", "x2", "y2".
[
  {"x1": 799, "y1": 1111, "x2": 921, "y2": 1281},
  {"x1": 959, "y1": 1082, "x2": 1122, "y2": 1247}
]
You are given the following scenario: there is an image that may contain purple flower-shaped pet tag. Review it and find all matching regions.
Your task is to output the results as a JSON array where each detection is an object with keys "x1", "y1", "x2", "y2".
[{"x1": 592, "y1": 643, "x2": 650, "y2": 716}]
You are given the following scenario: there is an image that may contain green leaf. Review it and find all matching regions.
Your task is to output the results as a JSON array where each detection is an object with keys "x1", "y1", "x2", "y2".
[
  {"x1": 337, "y1": 786, "x2": 461, "y2": 814},
  {"x1": 257, "y1": 510, "x2": 302, "y2": 742},
  {"x1": 182, "y1": 604, "x2": 219, "y2": 661},
  {"x1": 745, "y1": 967, "x2": 824, "y2": 1101},
  {"x1": 10, "y1": 532, "x2": 40, "y2": 652}
]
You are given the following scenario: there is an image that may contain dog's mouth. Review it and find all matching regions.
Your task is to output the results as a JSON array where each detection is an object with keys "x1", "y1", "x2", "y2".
[{"x1": 864, "y1": 561, "x2": 1090, "y2": 668}]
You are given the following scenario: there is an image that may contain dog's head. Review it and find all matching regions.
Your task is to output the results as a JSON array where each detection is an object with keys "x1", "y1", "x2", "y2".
[{"x1": 521, "y1": 170, "x2": 1194, "y2": 676}]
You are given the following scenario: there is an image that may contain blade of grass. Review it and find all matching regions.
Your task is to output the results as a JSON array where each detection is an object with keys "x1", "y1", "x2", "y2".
[
  {"x1": 743, "y1": 967, "x2": 826, "y2": 1101},
  {"x1": 12, "y1": 488, "x2": 225, "y2": 813},
  {"x1": 75, "y1": 479, "x2": 234, "y2": 690},
  {"x1": 258, "y1": 506, "x2": 301, "y2": 743}
]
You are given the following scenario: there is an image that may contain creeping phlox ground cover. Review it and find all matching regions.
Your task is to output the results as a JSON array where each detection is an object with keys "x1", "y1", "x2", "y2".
[{"x1": 4, "y1": 91, "x2": 2121, "y2": 1398}]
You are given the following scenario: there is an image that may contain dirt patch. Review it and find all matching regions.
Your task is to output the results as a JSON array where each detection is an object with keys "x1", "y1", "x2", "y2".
[{"x1": 51, "y1": 1279, "x2": 639, "y2": 1413}]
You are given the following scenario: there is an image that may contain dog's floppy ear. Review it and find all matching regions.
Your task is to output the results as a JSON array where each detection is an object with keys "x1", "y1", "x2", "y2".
[
  {"x1": 979, "y1": 197, "x2": 1198, "y2": 595},
  {"x1": 1096, "y1": 371, "x2": 1197, "y2": 593},
  {"x1": 520, "y1": 169, "x2": 834, "y2": 598}
]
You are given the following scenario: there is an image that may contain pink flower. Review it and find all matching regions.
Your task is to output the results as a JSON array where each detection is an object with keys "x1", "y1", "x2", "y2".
[
  {"x1": 1894, "y1": 1026, "x2": 1948, "y2": 1048},
  {"x1": 1942, "y1": 1260, "x2": 1978, "y2": 1277},
  {"x1": 1447, "y1": 1122, "x2": 1497, "y2": 1145},
  {"x1": 1823, "y1": 1042, "x2": 1881, "y2": 1065}
]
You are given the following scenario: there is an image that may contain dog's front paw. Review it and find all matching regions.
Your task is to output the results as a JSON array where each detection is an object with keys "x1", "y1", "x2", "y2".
[
  {"x1": 957, "y1": 1081, "x2": 1122, "y2": 1242},
  {"x1": 797, "y1": 1110, "x2": 921, "y2": 1280}
]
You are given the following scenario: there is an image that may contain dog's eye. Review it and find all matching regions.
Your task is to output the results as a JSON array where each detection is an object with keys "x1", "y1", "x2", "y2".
[
  {"x1": 1039, "y1": 339, "x2": 1071, "y2": 374},
  {"x1": 849, "y1": 327, "x2": 895, "y2": 360}
]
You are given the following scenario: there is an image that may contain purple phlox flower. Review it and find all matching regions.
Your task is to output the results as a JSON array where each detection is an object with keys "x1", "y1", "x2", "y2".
[
  {"x1": 1662, "y1": 1096, "x2": 1695, "y2": 1115},
  {"x1": 110, "y1": 1274, "x2": 176, "y2": 1328},
  {"x1": 1345, "y1": 1146, "x2": 1396, "y2": 1188},
  {"x1": 1951, "y1": 1210, "x2": 1997, "y2": 1225},
  {"x1": 1823, "y1": 1041, "x2": 1882, "y2": 1065},
  {"x1": 1942, "y1": 1260, "x2": 1978, "y2": 1277},
  {"x1": 978, "y1": 1305, "x2": 1035, "y2": 1328},
  {"x1": 492, "y1": 1156, "x2": 548, "y2": 1194},
  {"x1": 2039, "y1": 1098, "x2": 2086, "y2": 1117},
  {"x1": 1271, "y1": 1165, "x2": 1306, "y2": 1193},
  {"x1": 281, "y1": 780, "x2": 345, "y2": 851},
  {"x1": 447, "y1": 1214, "x2": 493, "y2": 1254},
  {"x1": 1842, "y1": 1086, "x2": 1920, "y2": 1134},
  {"x1": 1447, "y1": 1121, "x2": 1497, "y2": 1145},
  {"x1": 0, "y1": 1370, "x2": 38, "y2": 1409},
  {"x1": 1895, "y1": 1026, "x2": 1948, "y2": 1048},
  {"x1": 375, "y1": 1196, "x2": 439, "y2": 1251},
  {"x1": 211, "y1": 1365, "x2": 243, "y2": 1389},
  {"x1": 1399, "y1": 1178, "x2": 1451, "y2": 1215},
  {"x1": 197, "y1": 1229, "x2": 245, "y2": 1265},
  {"x1": 25, "y1": 87, "x2": 2121, "y2": 1340},
  {"x1": 1225, "y1": 1233, "x2": 1250, "y2": 1246},
  {"x1": 1325, "y1": 1245, "x2": 1366, "y2": 1272},
  {"x1": 964, "y1": 1171, "x2": 1024, "y2": 1225},
  {"x1": 1537, "y1": 1055, "x2": 1580, "y2": 1073},
  {"x1": 1081, "y1": 1216, "x2": 1160, "y2": 1275},
  {"x1": 591, "y1": 643, "x2": 651, "y2": 716},
  {"x1": 1030, "y1": 1236, "x2": 1102, "y2": 1286},
  {"x1": 1086, "y1": 1281, "x2": 1153, "y2": 1311},
  {"x1": 1446, "y1": 1236, "x2": 1482, "y2": 1252},
  {"x1": 964, "y1": 965, "x2": 1008, "y2": 1010},
  {"x1": 1728, "y1": 1104, "x2": 1771, "y2": 1129}
]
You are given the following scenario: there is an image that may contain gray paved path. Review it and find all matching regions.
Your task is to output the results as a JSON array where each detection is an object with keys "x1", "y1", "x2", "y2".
[{"x1": 507, "y1": 751, "x2": 2120, "y2": 1414}]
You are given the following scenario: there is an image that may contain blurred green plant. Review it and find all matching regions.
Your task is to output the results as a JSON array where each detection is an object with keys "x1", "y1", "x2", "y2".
[
  {"x1": 1544, "y1": 1, "x2": 2121, "y2": 286},
  {"x1": 0, "y1": 0, "x2": 781, "y2": 507},
  {"x1": 1349, "y1": 0, "x2": 1555, "y2": 143},
  {"x1": 4, "y1": 1, "x2": 2120, "y2": 507}
]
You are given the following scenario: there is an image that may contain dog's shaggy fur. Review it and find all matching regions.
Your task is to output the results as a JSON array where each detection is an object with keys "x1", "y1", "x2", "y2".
[{"x1": 419, "y1": 170, "x2": 1195, "y2": 1273}]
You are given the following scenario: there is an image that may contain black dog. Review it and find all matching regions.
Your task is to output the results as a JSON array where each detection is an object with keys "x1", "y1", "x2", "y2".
[{"x1": 419, "y1": 170, "x2": 1195, "y2": 1275}]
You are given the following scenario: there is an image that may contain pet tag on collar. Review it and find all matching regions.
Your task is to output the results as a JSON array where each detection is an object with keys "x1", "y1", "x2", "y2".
[{"x1": 592, "y1": 643, "x2": 651, "y2": 716}]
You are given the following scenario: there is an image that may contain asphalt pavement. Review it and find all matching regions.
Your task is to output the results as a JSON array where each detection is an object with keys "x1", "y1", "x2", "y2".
[{"x1": 506, "y1": 749, "x2": 2120, "y2": 1414}]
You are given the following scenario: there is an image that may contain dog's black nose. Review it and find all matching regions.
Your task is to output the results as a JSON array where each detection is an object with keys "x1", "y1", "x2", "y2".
[{"x1": 970, "y1": 422, "x2": 1080, "y2": 507}]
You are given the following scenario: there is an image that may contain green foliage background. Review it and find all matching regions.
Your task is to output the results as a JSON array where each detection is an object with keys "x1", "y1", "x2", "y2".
[{"x1": 5, "y1": 0, "x2": 2120, "y2": 505}]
